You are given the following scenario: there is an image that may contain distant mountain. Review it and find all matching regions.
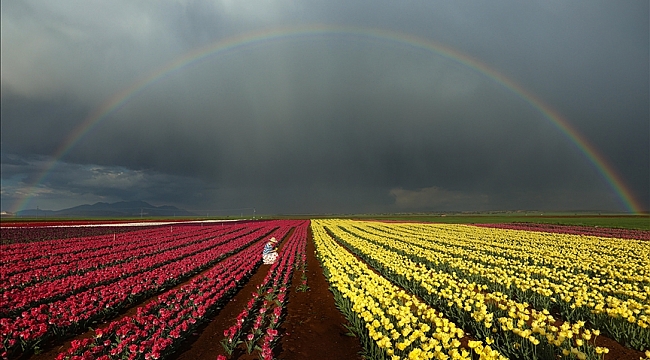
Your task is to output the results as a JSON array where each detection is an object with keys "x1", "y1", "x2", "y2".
[{"x1": 17, "y1": 201, "x2": 197, "y2": 217}]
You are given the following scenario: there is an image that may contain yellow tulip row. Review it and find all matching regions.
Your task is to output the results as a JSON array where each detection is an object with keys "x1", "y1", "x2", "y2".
[
  {"x1": 362, "y1": 222, "x2": 647, "y2": 292},
  {"x1": 391, "y1": 222, "x2": 646, "y2": 288},
  {"x1": 311, "y1": 222, "x2": 506, "y2": 360},
  {"x1": 394, "y1": 222, "x2": 644, "y2": 269},
  {"x1": 345, "y1": 221, "x2": 649, "y2": 326},
  {"x1": 318, "y1": 220, "x2": 612, "y2": 358},
  {"x1": 388, "y1": 222, "x2": 647, "y2": 286}
]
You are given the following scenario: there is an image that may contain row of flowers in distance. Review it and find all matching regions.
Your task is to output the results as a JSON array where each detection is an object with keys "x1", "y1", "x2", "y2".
[
  {"x1": 1, "y1": 224, "x2": 191, "y2": 260},
  {"x1": 473, "y1": 223, "x2": 650, "y2": 240},
  {"x1": 0, "y1": 224, "x2": 159, "y2": 245},
  {"x1": 2, "y1": 224, "x2": 243, "y2": 292}
]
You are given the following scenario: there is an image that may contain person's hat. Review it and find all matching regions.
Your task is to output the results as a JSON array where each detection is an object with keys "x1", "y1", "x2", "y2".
[{"x1": 269, "y1": 237, "x2": 277, "y2": 243}]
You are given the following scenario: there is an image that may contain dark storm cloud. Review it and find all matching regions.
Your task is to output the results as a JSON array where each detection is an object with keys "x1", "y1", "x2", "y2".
[
  {"x1": 0, "y1": 153, "x2": 29, "y2": 167},
  {"x1": 1, "y1": 92, "x2": 91, "y2": 156},
  {"x1": 1, "y1": 0, "x2": 648, "y2": 214}
]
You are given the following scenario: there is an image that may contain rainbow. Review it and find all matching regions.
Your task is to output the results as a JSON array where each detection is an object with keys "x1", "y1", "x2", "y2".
[{"x1": 10, "y1": 24, "x2": 645, "y2": 214}]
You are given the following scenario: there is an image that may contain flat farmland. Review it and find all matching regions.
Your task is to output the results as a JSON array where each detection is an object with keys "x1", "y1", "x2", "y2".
[{"x1": 1, "y1": 218, "x2": 648, "y2": 360}]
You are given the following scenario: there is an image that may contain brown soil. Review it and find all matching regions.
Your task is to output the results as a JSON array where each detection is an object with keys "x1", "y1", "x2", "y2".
[
  {"x1": 599, "y1": 336, "x2": 646, "y2": 360},
  {"x1": 277, "y1": 229, "x2": 363, "y2": 360}
]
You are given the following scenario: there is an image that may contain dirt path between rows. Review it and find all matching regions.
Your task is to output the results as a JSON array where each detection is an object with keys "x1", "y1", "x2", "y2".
[{"x1": 278, "y1": 227, "x2": 363, "y2": 360}]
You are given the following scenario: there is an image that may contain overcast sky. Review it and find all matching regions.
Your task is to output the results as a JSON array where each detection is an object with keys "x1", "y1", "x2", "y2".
[{"x1": 1, "y1": 0, "x2": 648, "y2": 215}]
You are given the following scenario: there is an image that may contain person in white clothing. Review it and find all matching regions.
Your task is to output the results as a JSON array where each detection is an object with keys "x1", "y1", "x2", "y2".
[{"x1": 262, "y1": 237, "x2": 278, "y2": 264}]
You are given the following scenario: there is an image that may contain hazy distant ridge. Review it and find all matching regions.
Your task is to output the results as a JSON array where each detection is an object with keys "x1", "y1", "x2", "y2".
[{"x1": 17, "y1": 201, "x2": 197, "y2": 217}]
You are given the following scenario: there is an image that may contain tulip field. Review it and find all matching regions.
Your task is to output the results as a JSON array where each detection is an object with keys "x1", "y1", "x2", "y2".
[
  {"x1": 1, "y1": 220, "x2": 310, "y2": 360},
  {"x1": 312, "y1": 219, "x2": 649, "y2": 360},
  {"x1": 1, "y1": 218, "x2": 649, "y2": 360}
]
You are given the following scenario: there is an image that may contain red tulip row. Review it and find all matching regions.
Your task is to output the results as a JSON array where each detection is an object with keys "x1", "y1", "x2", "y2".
[
  {"x1": 221, "y1": 221, "x2": 309, "y2": 360},
  {"x1": 0, "y1": 222, "x2": 290, "y2": 360},
  {"x1": 1, "y1": 225, "x2": 265, "y2": 316},
  {"x1": 3, "y1": 223, "x2": 235, "y2": 266},
  {"x1": 254, "y1": 223, "x2": 308, "y2": 360},
  {"x1": 1, "y1": 224, "x2": 182, "y2": 256},
  {"x1": 0, "y1": 225, "x2": 158, "y2": 245},
  {"x1": 1, "y1": 221, "x2": 137, "y2": 227},
  {"x1": 51, "y1": 224, "x2": 302, "y2": 360},
  {"x1": 7, "y1": 225, "x2": 251, "y2": 292},
  {"x1": 294, "y1": 227, "x2": 309, "y2": 292},
  {"x1": 2, "y1": 225, "x2": 246, "y2": 292},
  {"x1": 3, "y1": 232, "x2": 125, "y2": 262},
  {"x1": 473, "y1": 223, "x2": 650, "y2": 240}
]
